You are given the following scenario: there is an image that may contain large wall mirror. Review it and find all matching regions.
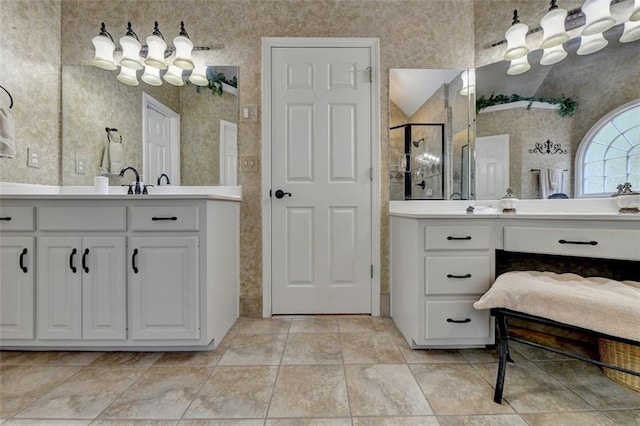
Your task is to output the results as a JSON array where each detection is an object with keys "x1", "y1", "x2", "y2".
[
  {"x1": 475, "y1": 24, "x2": 639, "y2": 199},
  {"x1": 62, "y1": 65, "x2": 238, "y2": 186},
  {"x1": 389, "y1": 68, "x2": 474, "y2": 201}
]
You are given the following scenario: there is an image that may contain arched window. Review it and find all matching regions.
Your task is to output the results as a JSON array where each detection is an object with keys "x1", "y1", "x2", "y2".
[{"x1": 575, "y1": 100, "x2": 640, "y2": 197}]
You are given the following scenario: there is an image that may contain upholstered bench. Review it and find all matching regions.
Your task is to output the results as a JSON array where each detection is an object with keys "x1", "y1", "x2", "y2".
[{"x1": 473, "y1": 271, "x2": 640, "y2": 404}]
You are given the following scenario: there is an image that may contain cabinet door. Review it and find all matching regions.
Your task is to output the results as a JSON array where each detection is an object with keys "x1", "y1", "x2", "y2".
[
  {"x1": 82, "y1": 237, "x2": 126, "y2": 340},
  {"x1": 129, "y1": 236, "x2": 200, "y2": 340},
  {"x1": 0, "y1": 236, "x2": 34, "y2": 339},
  {"x1": 38, "y1": 237, "x2": 82, "y2": 339}
]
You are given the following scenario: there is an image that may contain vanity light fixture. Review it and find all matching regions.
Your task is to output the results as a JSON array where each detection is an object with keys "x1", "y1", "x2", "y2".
[
  {"x1": 504, "y1": 10, "x2": 530, "y2": 60},
  {"x1": 540, "y1": 0, "x2": 569, "y2": 49},
  {"x1": 90, "y1": 21, "x2": 210, "y2": 87},
  {"x1": 459, "y1": 69, "x2": 475, "y2": 96},
  {"x1": 540, "y1": 43, "x2": 568, "y2": 65},
  {"x1": 620, "y1": 19, "x2": 640, "y2": 42},
  {"x1": 189, "y1": 62, "x2": 209, "y2": 86},
  {"x1": 581, "y1": 0, "x2": 615, "y2": 36},
  {"x1": 507, "y1": 54, "x2": 531, "y2": 75},
  {"x1": 577, "y1": 32, "x2": 609, "y2": 54}
]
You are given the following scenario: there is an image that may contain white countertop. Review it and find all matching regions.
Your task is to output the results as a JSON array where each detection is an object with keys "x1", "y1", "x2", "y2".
[{"x1": 0, "y1": 183, "x2": 242, "y2": 202}]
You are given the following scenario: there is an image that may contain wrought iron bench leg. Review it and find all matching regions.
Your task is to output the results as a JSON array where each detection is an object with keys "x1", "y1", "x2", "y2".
[{"x1": 494, "y1": 311, "x2": 509, "y2": 404}]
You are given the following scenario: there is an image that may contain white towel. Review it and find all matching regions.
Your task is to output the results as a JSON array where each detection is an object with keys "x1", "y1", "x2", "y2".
[
  {"x1": 0, "y1": 107, "x2": 16, "y2": 158},
  {"x1": 101, "y1": 140, "x2": 123, "y2": 174},
  {"x1": 539, "y1": 168, "x2": 564, "y2": 199}
]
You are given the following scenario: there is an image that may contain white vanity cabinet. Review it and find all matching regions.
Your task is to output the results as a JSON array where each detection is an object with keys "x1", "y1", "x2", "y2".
[
  {"x1": 391, "y1": 217, "x2": 495, "y2": 348},
  {"x1": 0, "y1": 236, "x2": 35, "y2": 339}
]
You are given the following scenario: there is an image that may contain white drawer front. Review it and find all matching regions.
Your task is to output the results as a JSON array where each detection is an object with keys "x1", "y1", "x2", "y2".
[
  {"x1": 0, "y1": 207, "x2": 34, "y2": 231},
  {"x1": 425, "y1": 226, "x2": 490, "y2": 251},
  {"x1": 425, "y1": 300, "x2": 492, "y2": 340},
  {"x1": 38, "y1": 207, "x2": 126, "y2": 231},
  {"x1": 425, "y1": 256, "x2": 491, "y2": 295},
  {"x1": 130, "y1": 206, "x2": 199, "y2": 231},
  {"x1": 504, "y1": 226, "x2": 640, "y2": 261}
]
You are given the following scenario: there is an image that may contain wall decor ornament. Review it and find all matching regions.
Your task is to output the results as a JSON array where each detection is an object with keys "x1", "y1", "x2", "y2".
[{"x1": 529, "y1": 139, "x2": 568, "y2": 154}]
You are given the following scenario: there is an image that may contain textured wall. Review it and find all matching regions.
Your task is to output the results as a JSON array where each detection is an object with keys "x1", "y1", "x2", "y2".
[{"x1": 0, "y1": 0, "x2": 62, "y2": 184}]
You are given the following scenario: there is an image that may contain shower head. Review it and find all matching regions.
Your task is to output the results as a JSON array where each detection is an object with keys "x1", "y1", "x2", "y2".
[{"x1": 412, "y1": 138, "x2": 424, "y2": 148}]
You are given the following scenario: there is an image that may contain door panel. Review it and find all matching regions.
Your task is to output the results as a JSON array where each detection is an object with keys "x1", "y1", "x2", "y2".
[
  {"x1": 271, "y1": 46, "x2": 372, "y2": 314},
  {"x1": 0, "y1": 237, "x2": 34, "y2": 339},
  {"x1": 476, "y1": 134, "x2": 509, "y2": 200}
]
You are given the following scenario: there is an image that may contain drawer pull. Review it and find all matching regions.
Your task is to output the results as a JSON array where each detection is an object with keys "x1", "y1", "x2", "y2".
[
  {"x1": 152, "y1": 216, "x2": 178, "y2": 221},
  {"x1": 69, "y1": 248, "x2": 77, "y2": 273},
  {"x1": 82, "y1": 248, "x2": 90, "y2": 273},
  {"x1": 447, "y1": 236, "x2": 472, "y2": 241},
  {"x1": 19, "y1": 248, "x2": 28, "y2": 273},
  {"x1": 0, "y1": 216, "x2": 11, "y2": 221},
  {"x1": 447, "y1": 318, "x2": 471, "y2": 324},
  {"x1": 447, "y1": 273, "x2": 472, "y2": 279},
  {"x1": 132, "y1": 248, "x2": 139, "y2": 274},
  {"x1": 558, "y1": 239, "x2": 598, "y2": 246}
]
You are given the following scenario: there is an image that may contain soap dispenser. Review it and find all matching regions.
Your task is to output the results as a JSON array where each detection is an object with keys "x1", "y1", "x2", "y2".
[{"x1": 500, "y1": 188, "x2": 519, "y2": 213}]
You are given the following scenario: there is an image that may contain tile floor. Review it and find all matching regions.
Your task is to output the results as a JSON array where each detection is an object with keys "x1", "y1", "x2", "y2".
[{"x1": 1, "y1": 316, "x2": 639, "y2": 425}]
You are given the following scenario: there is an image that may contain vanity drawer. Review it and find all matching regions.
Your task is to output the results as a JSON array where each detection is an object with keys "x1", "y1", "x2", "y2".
[
  {"x1": 424, "y1": 225, "x2": 490, "y2": 251},
  {"x1": 425, "y1": 255, "x2": 491, "y2": 295},
  {"x1": 0, "y1": 207, "x2": 34, "y2": 231},
  {"x1": 130, "y1": 206, "x2": 199, "y2": 231},
  {"x1": 425, "y1": 300, "x2": 492, "y2": 340},
  {"x1": 38, "y1": 207, "x2": 126, "y2": 231},
  {"x1": 504, "y1": 226, "x2": 640, "y2": 261}
]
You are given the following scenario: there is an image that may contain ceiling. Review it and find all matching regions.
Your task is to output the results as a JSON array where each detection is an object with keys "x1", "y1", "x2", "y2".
[{"x1": 389, "y1": 68, "x2": 462, "y2": 117}]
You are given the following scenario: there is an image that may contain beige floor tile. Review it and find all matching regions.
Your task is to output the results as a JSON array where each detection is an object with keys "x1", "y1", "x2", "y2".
[
  {"x1": 341, "y1": 332, "x2": 404, "y2": 364},
  {"x1": 400, "y1": 347, "x2": 467, "y2": 364},
  {"x1": 352, "y1": 416, "x2": 440, "y2": 425},
  {"x1": 268, "y1": 365, "x2": 349, "y2": 418},
  {"x1": 436, "y1": 414, "x2": 528, "y2": 425},
  {"x1": 459, "y1": 347, "x2": 526, "y2": 364},
  {"x1": 536, "y1": 361, "x2": 640, "y2": 410},
  {"x1": 345, "y1": 364, "x2": 432, "y2": 416},
  {"x1": 522, "y1": 411, "x2": 619, "y2": 425},
  {"x1": 99, "y1": 367, "x2": 212, "y2": 419},
  {"x1": 153, "y1": 351, "x2": 223, "y2": 367},
  {"x1": 281, "y1": 333, "x2": 342, "y2": 365},
  {"x1": 600, "y1": 409, "x2": 640, "y2": 424},
  {"x1": 337, "y1": 317, "x2": 387, "y2": 333},
  {"x1": 0, "y1": 365, "x2": 81, "y2": 418},
  {"x1": 0, "y1": 351, "x2": 103, "y2": 366},
  {"x1": 15, "y1": 366, "x2": 145, "y2": 419},
  {"x1": 232, "y1": 318, "x2": 291, "y2": 335},
  {"x1": 411, "y1": 364, "x2": 515, "y2": 415},
  {"x1": 183, "y1": 366, "x2": 277, "y2": 419},
  {"x1": 91, "y1": 352, "x2": 163, "y2": 367},
  {"x1": 289, "y1": 318, "x2": 339, "y2": 333},
  {"x1": 92, "y1": 421, "x2": 178, "y2": 425},
  {"x1": 507, "y1": 342, "x2": 570, "y2": 361},
  {"x1": 217, "y1": 334, "x2": 286, "y2": 366},
  {"x1": 472, "y1": 362, "x2": 592, "y2": 413},
  {"x1": 265, "y1": 419, "x2": 352, "y2": 425},
  {"x1": 2, "y1": 420, "x2": 91, "y2": 425},
  {"x1": 179, "y1": 420, "x2": 263, "y2": 426}
]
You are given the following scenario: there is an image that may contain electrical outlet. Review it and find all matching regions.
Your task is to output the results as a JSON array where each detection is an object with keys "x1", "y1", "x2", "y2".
[
  {"x1": 241, "y1": 105, "x2": 258, "y2": 122},
  {"x1": 240, "y1": 155, "x2": 259, "y2": 172},
  {"x1": 76, "y1": 158, "x2": 86, "y2": 174},
  {"x1": 27, "y1": 148, "x2": 40, "y2": 168}
]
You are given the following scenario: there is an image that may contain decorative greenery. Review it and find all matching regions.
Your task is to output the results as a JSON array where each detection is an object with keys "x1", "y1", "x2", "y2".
[
  {"x1": 476, "y1": 93, "x2": 578, "y2": 117},
  {"x1": 187, "y1": 69, "x2": 238, "y2": 96}
]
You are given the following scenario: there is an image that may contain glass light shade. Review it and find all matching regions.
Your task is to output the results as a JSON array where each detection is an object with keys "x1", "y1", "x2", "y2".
[
  {"x1": 540, "y1": 7, "x2": 569, "y2": 49},
  {"x1": 141, "y1": 65, "x2": 162, "y2": 86},
  {"x1": 577, "y1": 32, "x2": 608, "y2": 55},
  {"x1": 91, "y1": 35, "x2": 117, "y2": 70},
  {"x1": 119, "y1": 35, "x2": 143, "y2": 70},
  {"x1": 507, "y1": 55, "x2": 531, "y2": 75},
  {"x1": 631, "y1": 0, "x2": 640, "y2": 21},
  {"x1": 581, "y1": 0, "x2": 615, "y2": 36},
  {"x1": 460, "y1": 69, "x2": 475, "y2": 96},
  {"x1": 172, "y1": 35, "x2": 194, "y2": 70},
  {"x1": 116, "y1": 66, "x2": 139, "y2": 86},
  {"x1": 145, "y1": 34, "x2": 168, "y2": 70},
  {"x1": 163, "y1": 65, "x2": 185, "y2": 86},
  {"x1": 620, "y1": 20, "x2": 640, "y2": 43},
  {"x1": 540, "y1": 44, "x2": 568, "y2": 65},
  {"x1": 189, "y1": 63, "x2": 209, "y2": 86},
  {"x1": 504, "y1": 22, "x2": 529, "y2": 60}
]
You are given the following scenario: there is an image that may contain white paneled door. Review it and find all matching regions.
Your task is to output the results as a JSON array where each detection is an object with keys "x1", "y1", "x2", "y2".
[
  {"x1": 270, "y1": 45, "x2": 373, "y2": 314},
  {"x1": 143, "y1": 93, "x2": 180, "y2": 185},
  {"x1": 475, "y1": 134, "x2": 510, "y2": 200}
]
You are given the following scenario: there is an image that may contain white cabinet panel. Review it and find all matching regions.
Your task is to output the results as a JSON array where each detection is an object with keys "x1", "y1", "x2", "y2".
[
  {"x1": 424, "y1": 225, "x2": 491, "y2": 251},
  {"x1": 0, "y1": 236, "x2": 34, "y2": 339},
  {"x1": 425, "y1": 300, "x2": 492, "y2": 340},
  {"x1": 130, "y1": 206, "x2": 199, "y2": 231},
  {"x1": 425, "y1": 255, "x2": 491, "y2": 295},
  {"x1": 129, "y1": 236, "x2": 199, "y2": 340},
  {"x1": 0, "y1": 207, "x2": 34, "y2": 231},
  {"x1": 38, "y1": 207, "x2": 126, "y2": 231}
]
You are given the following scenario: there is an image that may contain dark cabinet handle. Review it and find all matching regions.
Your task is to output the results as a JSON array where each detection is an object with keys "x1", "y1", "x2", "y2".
[
  {"x1": 0, "y1": 216, "x2": 11, "y2": 221},
  {"x1": 82, "y1": 248, "x2": 90, "y2": 273},
  {"x1": 447, "y1": 236, "x2": 472, "y2": 241},
  {"x1": 558, "y1": 239, "x2": 598, "y2": 246},
  {"x1": 132, "y1": 248, "x2": 139, "y2": 273},
  {"x1": 19, "y1": 248, "x2": 28, "y2": 273},
  {"x1": 447, "y1": 318, "x2": 471, "y2": 324},
  {"x1": 152, "y1": 216, "x2": 177, "y2": 221},
  {"x1": 274, "y1": 189, "x2": 292, "y2": 199},
  {"x1": 69, "y1": 248, "x2": 77, "y2": 273},
  {"x1": 447, "y1": 273, "x2": 472, "y2": 279}
]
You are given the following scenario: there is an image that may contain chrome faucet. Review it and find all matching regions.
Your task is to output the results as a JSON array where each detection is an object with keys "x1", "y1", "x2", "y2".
[
  {"x1": 119, "y1": 166, "x2": 142, "y2": 194},
  {"x1": 157, "y1": 173, "x2": 171, "y2": 186}
]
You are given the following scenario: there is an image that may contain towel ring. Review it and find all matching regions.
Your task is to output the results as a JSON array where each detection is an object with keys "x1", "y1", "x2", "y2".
[
  {"x1": 0, "y1": 85, "x2": 13, "y2": 109},
  {"x1": 105, "y1": 127, "x2": 122, "y2": 144}
]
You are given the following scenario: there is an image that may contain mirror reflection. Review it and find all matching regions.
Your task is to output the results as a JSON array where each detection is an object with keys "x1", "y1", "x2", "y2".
[
  {"x1": 389, "y1": 68, "x2": 473, "y2": 200},
  {"x1": 62, "y1": 65, "x2": 238, "y2": 186}
]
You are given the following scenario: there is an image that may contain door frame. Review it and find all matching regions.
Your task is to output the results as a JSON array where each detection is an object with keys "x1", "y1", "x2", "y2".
[
  {"x1": 219, "y1": 119, "x2": 238, "y2": 185},
  {"x1": 261, "y1": 37, "x2": 381, "y2": 317},
  {"x1": 142, "y1": 93, "x2": 180, "y2": 185}
]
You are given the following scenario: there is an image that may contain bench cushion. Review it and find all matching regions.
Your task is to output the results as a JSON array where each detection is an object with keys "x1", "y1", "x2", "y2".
[{"x1": 473, "y1": 271, "x2": 640, "y2": 341}]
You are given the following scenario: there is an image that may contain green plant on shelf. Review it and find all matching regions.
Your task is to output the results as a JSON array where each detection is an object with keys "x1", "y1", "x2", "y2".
[
  {"x1": 476, "y1": 93, "x2": 578, "y2": 117},
  {"x1": 187, "y1": 70, "x2": 238, "y2": 96}
]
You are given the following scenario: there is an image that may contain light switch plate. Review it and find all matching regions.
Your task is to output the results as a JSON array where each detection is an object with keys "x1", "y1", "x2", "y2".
[
  {"x1": 241, "y1": 105, "x2": 258, "y2": 122},
  {"x1": 240, "y1": 155, "x2": 259, "y2": 172},
  {"x1": 27, "y1": 147, "x2": 40, "y2": 168}
]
